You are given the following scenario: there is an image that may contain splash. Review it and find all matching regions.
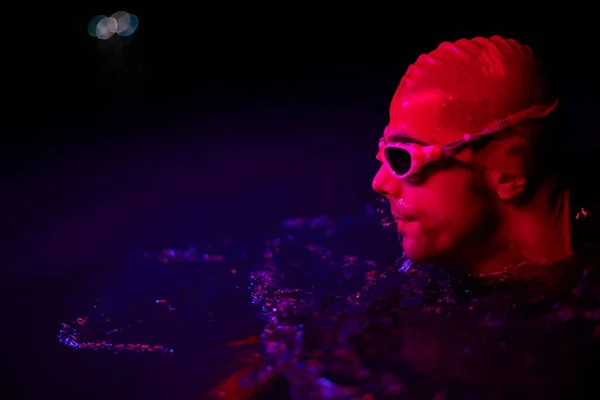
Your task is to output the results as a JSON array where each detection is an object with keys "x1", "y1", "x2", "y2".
[
  {"x1": 374, "y1": 195, "x2": 399, "y2": 232},
  {"x1": 57, "y1": 297, "x2": 176, "y2": 355},
  {"x1": 55, "y1": 199, "x2": 600, "y2": 398},
  {"x1": 57, "y1": 207, "x2": 391, "y2": 360}
]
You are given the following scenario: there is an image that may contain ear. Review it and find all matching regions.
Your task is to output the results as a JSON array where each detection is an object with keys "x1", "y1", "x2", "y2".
[{"x1": 488, "y1": 170, "x2": 527, "y2": 201}]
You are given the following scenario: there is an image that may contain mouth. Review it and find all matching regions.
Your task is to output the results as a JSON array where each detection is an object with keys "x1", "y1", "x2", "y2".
[{"x1": 393, "y1": 215, "x2": 417, "y2": 232}]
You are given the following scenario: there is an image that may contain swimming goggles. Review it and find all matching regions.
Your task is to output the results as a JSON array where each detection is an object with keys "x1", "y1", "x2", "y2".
[{"x1": 378, "y1": 101, "x2": 559, "y2": 180}]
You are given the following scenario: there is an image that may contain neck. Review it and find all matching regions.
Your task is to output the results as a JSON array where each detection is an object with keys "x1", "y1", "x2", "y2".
[{"x1": 472, "y1": 182, "x2": 573, "y2": 277}]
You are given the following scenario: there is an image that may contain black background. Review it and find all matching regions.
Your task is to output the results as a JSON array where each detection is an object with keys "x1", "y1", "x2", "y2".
[{"x1": 3, "y1": 5, "x2": 599, "y2": 398}]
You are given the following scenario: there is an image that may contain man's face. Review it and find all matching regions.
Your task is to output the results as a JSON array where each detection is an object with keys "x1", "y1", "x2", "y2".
[{"x1": 372, "y1": 113, "x2": 499, "y2": 264}]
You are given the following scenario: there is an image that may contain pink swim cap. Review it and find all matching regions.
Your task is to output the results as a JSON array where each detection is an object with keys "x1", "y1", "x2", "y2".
[{"x1": 386, "y1": 36, "x2": 558, "y2": 143}]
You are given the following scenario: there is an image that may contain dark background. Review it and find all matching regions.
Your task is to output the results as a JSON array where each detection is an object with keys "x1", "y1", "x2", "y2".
[{"x1": 2, "y1": 5, "x2": 599, "y2": 398}]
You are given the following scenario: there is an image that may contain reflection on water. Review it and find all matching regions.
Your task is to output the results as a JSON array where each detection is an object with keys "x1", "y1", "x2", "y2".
[
  {"x1": 57, "y1": 207, "x2": 399, "y2": 395},
  {"x1": 54, "y1": 201, "x2": 600, "y2": 398}
]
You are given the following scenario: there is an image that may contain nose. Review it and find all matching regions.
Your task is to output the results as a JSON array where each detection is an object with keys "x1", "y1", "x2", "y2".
[{"x1": 372, "y1": 164, "x2": 402, "y2": 197}]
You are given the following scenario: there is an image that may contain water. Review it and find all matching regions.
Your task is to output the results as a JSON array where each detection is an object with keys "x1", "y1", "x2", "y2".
[
  {"x1": 57, "y1": 207, "x2": 399, "y2": 398},
  {"x1": 56, "y1": 203, "x2": 600, "y2": 399}
]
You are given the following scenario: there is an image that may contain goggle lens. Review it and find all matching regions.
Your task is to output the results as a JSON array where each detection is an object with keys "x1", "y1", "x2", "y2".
[{"x1": 383, "y1": 147, "x2": 412, "y2": 176}]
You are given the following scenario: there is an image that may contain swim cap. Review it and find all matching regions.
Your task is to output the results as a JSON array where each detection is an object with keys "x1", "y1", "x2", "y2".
[{"x1": 387, "y1": 36, "x2": 557, "y2": 143}]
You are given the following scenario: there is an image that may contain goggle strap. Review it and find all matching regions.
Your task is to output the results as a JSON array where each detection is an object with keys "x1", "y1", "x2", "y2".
[{"x1": 440, "y1": 100, "x2": 560, "y2": 156}]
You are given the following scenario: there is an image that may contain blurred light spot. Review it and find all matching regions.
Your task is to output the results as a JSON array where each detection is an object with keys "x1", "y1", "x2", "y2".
[
  {"x1": 88, "y1": 15, "x2": 107, "y2": 38},
  {"x1": 96, "y1": 17, "x2": 115, "y2": 40},
  {"x1": 106, "y1": 17, "x2": 118, "y2": 34},
  {"x1": 88, "y1": 11, "x2": 139, "y2": 40},
  {"x1": 111, "y1": 11, "x2": 130, "y2": 34},
  {"x1": 119, "y1": 13, "x2": 138, "y2": 37}
]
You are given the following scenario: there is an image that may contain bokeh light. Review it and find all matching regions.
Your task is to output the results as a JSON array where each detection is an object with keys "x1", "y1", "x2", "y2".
[
  {"x1": 87, "y1": 15, "x2": 107, "y2": 38},
  {"x1": 118, "y1": 14, "x2": 139, "y2": 37},
  {"x1": 88, "y1": 11, "x2": 138, "y2": 40}
]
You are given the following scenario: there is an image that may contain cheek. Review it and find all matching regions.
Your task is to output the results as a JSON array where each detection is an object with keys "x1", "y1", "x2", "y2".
[{"x1": 408, "y1": 172, "x2": 493, "y2": 242}]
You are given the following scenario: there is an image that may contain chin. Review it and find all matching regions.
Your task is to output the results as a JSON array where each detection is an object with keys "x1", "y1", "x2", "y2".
[
  {"x1": 400, "y1": 235, "x2": 443, "y2": 263},
  {"x1": 400, "y1": 236, "x2": 427, "y2": 262}
]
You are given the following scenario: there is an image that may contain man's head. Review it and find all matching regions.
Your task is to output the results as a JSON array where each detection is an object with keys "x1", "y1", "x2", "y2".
[{"x1": 372, "y1": 36, "x2": 567, "y2": 268}]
